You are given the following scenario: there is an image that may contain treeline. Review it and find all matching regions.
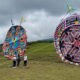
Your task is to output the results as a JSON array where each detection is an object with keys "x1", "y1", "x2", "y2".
[
  {"x1": 27, "y1": 40, "x2": 53, "y2": 46},
  {"x1": 0, "y1": 44, "x2": 3, "y2": 52}
]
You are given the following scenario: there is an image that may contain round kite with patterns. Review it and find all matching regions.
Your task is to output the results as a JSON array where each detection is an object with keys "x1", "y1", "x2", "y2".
[
  {"x1": 54, "y1": 11, "x2": 80, "y2": 65},
  {"x1": 3, "y1": 25, "x2": 27, "y2": 59}
]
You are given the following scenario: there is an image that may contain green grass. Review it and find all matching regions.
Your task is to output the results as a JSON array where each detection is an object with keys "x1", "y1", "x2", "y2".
[{"x1": 0, "y1": 42, "x2": 80, "y2": 80}]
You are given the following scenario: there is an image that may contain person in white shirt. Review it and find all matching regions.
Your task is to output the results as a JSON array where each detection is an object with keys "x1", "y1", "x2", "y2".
[
  {"x1": 24, "y1": 54, "x2": 27, "y2": 66},
  {"x1": 12, "y1": 55, "x2": 17, "y2": 68}
]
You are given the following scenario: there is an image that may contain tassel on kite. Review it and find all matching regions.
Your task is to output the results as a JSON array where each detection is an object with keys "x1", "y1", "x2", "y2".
[
  {"x1": 66, "y1": 0, "x2": 76, "y2": 13},
  {"x1": 20, "y1": 17, "x2": 26, "y2": 25},
  {"x1": 11, "y1": 19, "x2": 14, "y2": 26}
]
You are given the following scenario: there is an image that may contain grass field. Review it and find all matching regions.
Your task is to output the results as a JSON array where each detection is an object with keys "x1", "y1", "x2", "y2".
[{"x1": 0, "y1": 42, "x2": 80, "y2": 80}]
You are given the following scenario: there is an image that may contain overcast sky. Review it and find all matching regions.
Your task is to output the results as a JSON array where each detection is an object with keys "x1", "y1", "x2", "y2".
[{"x1": 0, "y1": 0, "x2": 80, "y2": 43}]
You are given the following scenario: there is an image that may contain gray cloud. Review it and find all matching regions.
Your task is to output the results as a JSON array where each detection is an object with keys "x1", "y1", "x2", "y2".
[
  {"x1": 0, "y1": 0, "x2": 80, "y2": 26},
  {"x1": 0, "y1": 0, "x2": 80, "y2": 43}
]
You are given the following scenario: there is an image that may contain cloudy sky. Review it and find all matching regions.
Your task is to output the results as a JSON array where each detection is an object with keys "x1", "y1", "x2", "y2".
[{"x1": 0, "y1": 0, "x2": 80, "y2": 43}]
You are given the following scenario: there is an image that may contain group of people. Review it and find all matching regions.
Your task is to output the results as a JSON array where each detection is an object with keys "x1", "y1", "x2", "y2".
[{"x1": 12, "y1": 54, "x2": 27, "y2": 68}]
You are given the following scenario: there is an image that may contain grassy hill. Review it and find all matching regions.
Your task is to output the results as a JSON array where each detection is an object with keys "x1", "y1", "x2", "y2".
[{"x1": 0, "y1": 42, "x2": 80, "y2": 80}]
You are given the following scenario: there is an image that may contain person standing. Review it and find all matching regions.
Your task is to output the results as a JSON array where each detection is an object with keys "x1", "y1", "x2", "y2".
[
  {"x1": 12, "y1": 55, "x2": 17, "y2": 68},
  {"x1": 17, "y1": 54, "x2": 21, "y2": 67},
  {"x1": 24, "y1": 54, "x2": 27, "y2": 66}
]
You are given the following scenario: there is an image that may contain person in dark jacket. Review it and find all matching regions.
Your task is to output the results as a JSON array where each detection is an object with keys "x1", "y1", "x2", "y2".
[{"x1": 16, "y1": 54, "x2": 21, "y2": 67}]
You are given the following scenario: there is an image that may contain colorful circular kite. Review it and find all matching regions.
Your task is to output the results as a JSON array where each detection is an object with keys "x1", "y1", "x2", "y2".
[
  {"x1": 54, "y1": 11, "x2": 80, "y2": 65},
  {"x1": 3, "y1": 25, "x2": 27, "y2": 59}
]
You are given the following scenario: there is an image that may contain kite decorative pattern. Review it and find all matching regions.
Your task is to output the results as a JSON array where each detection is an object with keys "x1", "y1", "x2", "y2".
[
  {"x1": 3, "y1": 25, "x2": 27, "y2": 59},
  {"x1": 54, "y1": 13, "x2": 80, "y2": 65}
]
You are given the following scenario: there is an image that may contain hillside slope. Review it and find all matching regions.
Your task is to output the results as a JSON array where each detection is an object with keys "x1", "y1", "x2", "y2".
[{"x1": 0, "y1": 42, "x2": 80, "y2": 80}]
